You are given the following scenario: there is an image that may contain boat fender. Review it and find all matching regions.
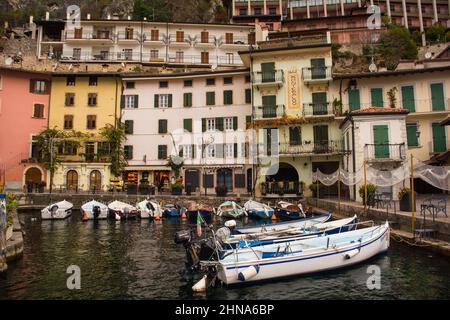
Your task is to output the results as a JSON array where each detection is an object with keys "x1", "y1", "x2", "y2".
[
  {"x1": 192, "y1": 275, "x2": 207, "y2": 293},
  {"x1": 82, "y1": 211, "x2": 89, "y2": 222},
  {"x1": 271, "y1": 212, "x2": 277, "y2": 220},
  {"x1": 224, "y1": 219, "x2": 236, "y2": 229},
  {"x1": 344, "y1": 249, "x2": 360, "y2": 260},
  {"x1": 238, "y1": 265, "x2": 260, "y2": 282}
]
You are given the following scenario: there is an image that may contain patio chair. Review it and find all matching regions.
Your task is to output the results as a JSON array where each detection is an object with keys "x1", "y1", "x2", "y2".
[{"x1": 421, "y1": 194, "x2": 448, "y2": 219}]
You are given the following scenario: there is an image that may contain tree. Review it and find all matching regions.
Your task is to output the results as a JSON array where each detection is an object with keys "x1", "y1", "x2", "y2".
[
  {"x1": 133, "y1": 0, "x2": 172, "y2": 21},
  {"x1": 377, "y1": 25, "x2": 418, "y2": 70},
  {"x1": 99, "y1": 120, "x2": 127, "y2": 178},
  {"x1": 426, "y1": 23, "x2": 447, "y2": 44}
]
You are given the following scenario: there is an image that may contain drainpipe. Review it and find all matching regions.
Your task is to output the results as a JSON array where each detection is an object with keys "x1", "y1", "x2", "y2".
[
  {"x1": 250, "y1": 55, "x2": 256, "y2": 198},
  {"x1": 351, "y1": 117, "x2": 356, "y2": 201}
]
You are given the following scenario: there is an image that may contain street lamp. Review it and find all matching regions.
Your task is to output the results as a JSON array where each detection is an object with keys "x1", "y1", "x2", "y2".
[{"x1": 201, "y1": 135, "x2": 214, "y2": 196}]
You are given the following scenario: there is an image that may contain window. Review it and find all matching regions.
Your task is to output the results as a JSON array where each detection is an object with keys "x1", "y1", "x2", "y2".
[
  {"x1": 206, "y1": 144, "x2": 215, "y2": 158},
  {"x1": 348, "y1": 88, "x2": 360, "y2": 111},
  {"x1": 87, "y1": 115, "x2": 96, "y2": 129},
  {"x1": 181, "y1": 145, "x2": 192, "y2": 158},
  {"x1": 225, "y1": 144, "x2": 234, "y2": 158},
  {"x1": 88, "y1": 93, "x2": 97, "y2": 106},
  {"x1": 245, "y1": 88, "x2": 251, "y2": 103},
  {"x1": 155, "y1": 94, "x2": 172, "y2": 108},
  {"x1": 126, "y1": 82, "x2": 135, "y2": 89},
  {"x1": 206, "y1": 78, "x2": 215, "y2": 86},
  {"x1": 401, "y1": 85, "x2": 415, "y2": 112},
  {"x1": 201, "y1": 52, "x2": 209, "y2": 64},
  {"x1": 224, "y1": 90, "x2": 233, "y2": 105},
  {"x1": 158, "y1": 145, "x2": 167, "y2": 160},
  {"x1": 125, "y1": 27, "x2": 134, "y2": 39},
  {"x1": 430, "y1": 83, "x2": 445, "y2": 111},
  {"x1": 159, "y1": 81, "x2": 168, "y2": 88},
  {"x1": 30, "y1": 80, "x2": 48, "y2": 94},
  {"x1": 289, "y1": 127, "x2": 302, "y2": 146},
  {"x1": 224, "y1": 77, "x2": 233, "y2": 85},
  {"x1": 124, "y1": 145, "x2": 133, "y2": 160},
  {"x1": 33, "y1": 104, "x2": 45, "y2": 118},
  {"x1": 183, "y1": 118, "x2": 192, "y2": 132},
  {"x1": 67, "y1": 76, "x2": 76, "y2": 86},
  {"x1": 201, "y1": 31, "x2": 209, "y2": 43},
  {"x1": 206, "y1": 92, "x2": 215, "y2": 105},
  {"x1": 151, "y1": 29, "x2": 159, "y2": 41},
  {"x1": 207, "y1": 118, "x2": 216, "y2": 131},
  {"x1": 224, "y1": 117, "x2": 233, "y2": 131},
  {"x1": 245, "y1": 75, "x2": 251, "y2": 83},
  {"x1": 65, "y1": 93, "x2": 75, "y2": 106},
  {"x1": 370, "y1": 88, "x2": 384, "y2": 107},
  {"x1": 184, "y1": 80, "x2": 193, "y2": 87},
  {"x1": 225, "y1": 53, "x2": 234, "y2": 65},
  {"x1": 73, "y1": 48, "x2": 81, "y2": 59},
  {"x1": 123, "y1": 49, "x2": 133, "y2": 60},
  {"x1": 124, "y1": 95, "x2": 138, "y2": 108},
  {"x1": 406, "y1": 123, "x2": 419, "y2": 147},
  {"x1": 184, "y1": 93, "x2": 192, "y2": 107},
  {"x1": 225, "y1": 33, "x2": 233, "y2": 44},
  {"x1": 158, "y1": 119, "x2": 168, "y2": 134},
  {"x1": 269, "y1": 7, "x2": 277, "y2": 15},
  {"x1": 64, "y1": 115, "x2": 73, "y2": 129},
  {"x1": 175, "y1": 51, "x2": 184, "y2": 62},
  {"x1": 150, "y1": 50, "x2": 159, "y2": 58},
  {"x1": 89, "y1": 76, "x2": 98, "y2": 86},
  {"x1": 176, "y1": 31, "x2": 184, "y2": 42},
  {"x1": 239, "y1": 8, "x2": 248, "y2": 16},
  {"x1": 58, "y1": 141, "x2": 77, "y2": 155},
  {"x1": 254, "y1": 7, "x2": 262, "y2": 15},
  {"x1": 124, "y1": 120, "x2": 134, "y2": 134}
]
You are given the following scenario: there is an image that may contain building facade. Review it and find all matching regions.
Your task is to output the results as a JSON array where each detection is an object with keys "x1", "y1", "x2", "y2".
[
  {"x1": 0, "y1": 68, "x2": 50, "y2": 191},
  {"x1": 48, "y1": 73, "x2": 122, "y2": 192},
  {"x1": 121, "y1": 69, "x2": 253, "y2": 195}
]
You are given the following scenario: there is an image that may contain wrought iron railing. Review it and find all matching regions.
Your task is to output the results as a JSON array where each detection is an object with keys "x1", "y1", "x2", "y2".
[
  {"x1": 252, "y1": 70, "x2": 284, "y2": 85},
  {"x1": 279, "y1": 140, "x2": 346, "y2": 155},
  {"x1": 302, "y1": 66, "x2": 332, "y2": 81},
  {"x1": 253, "y1": 104, "x2": 286, "y2": 119},
  {"x1": 364, "y1": 143, "x2": 406, "y2": 161},
  {"x1": 302, "y1": 103, "x2": 333, "y2": 116}
]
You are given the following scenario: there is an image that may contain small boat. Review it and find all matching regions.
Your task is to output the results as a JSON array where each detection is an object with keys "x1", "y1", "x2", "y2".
[
  {"x1": 107, "y1": 200, "x2": 139, "y2": 220},
  {"x1": 163, "y1": 204, "x2": 184, "y2": 218},
  {"x1": 41, "y1": 200, "x2": 73, "y2": 220},
  {"x1": 244, "y1": 200, "x2": 274, "y2": 219},
  {"x1": 222, "y1": 215, "x2": 358, "y2": 249},
  {"x1": 187, "y1": 201, "x2": 214, "y2": 222},
  {"x1": 217, "y1": 201, "x2": 247, "y2": 219},
  {"x1": 234, "y1": 213, "x2": 331, "y2": 234},
  {"x1": 81, "y1": 200, "x2": 108, "y2": 220},
  {"x1": 137, "y1": 199, "x2": 162, "y2": 219},
  {"x1": 275, "y1": 201, "x2": 305, "y2": 220},
  {"x1": 201, "y1": 221, "x2": 390, "y2": 285}
]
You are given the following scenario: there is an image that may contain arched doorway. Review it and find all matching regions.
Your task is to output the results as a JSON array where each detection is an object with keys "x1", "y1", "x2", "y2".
[
  {"x1": 66, "y1": 170, "x2": 78, "y2": 191},
  {"x1": 24, "y1": 167, "x2": 42, "y2": 192},
  {"x1": 264, "y1": 162, "x2": 300, "y2": 195},
  {"x1": 217, "y1": 168, "x2": 233, "y2": 192},
  {"x1": 89, "y1": 170, "x2": 102, "y2": 191}
]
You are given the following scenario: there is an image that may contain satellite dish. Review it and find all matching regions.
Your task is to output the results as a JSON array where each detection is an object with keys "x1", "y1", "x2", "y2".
[
  {"x1": 425, "y1": 51, "x2": 432, "y2": 59},
  {"x1": 369, "y1": 62, "x2": 377, "y2": 73},
  {"x1": 4, "y1": 57, "x2": 13, "y2": 66}
]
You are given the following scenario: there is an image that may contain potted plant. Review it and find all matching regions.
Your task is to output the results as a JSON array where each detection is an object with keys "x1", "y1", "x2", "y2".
[
  {"x1": 171, "y1": 183, "x2": 184, "y2": 195},
  {"x1": 387, "y1": 87, "x2": 398, "y2": 108},
  {"x1": 358, "y1": 184, "x2": 378, "y2": 206},
  {"x1": 398, "y1": 187, "x2": 416, "y2": 212},
  {"x1": 215, "y1": 185, "x2": 228, "y2": 197},
  {"x1": 333, "y1": 98, "x2": 343, "y2": 116}
]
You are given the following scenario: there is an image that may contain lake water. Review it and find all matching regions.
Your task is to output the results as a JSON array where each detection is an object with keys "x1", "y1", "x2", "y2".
[{"x1": 1, "y1": 210, "x2": 450, "y2": 300}]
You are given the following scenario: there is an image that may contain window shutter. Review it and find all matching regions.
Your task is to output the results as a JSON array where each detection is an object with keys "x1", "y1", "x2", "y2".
[
  {"x1": 120, "y1": 95, "x2": 125, "y2": 109},
  {"x1": 202, "y1": 118, "x2": 206, "y2": 132},
  {"x1": 154, "y1": 94, "x2": 159, "y2": 108},
  {"x1": 215, "y1": 144, "x2": 224, "y2": 158},
  {"x1": 216, "y1": 117, "x2": 224, "y2": 131},
  {"x1": 191, "y1": 144, "x2": 195, "y2": 158},
  {"x1": 184, "y1": 118, "x2": 192, "y2": 133},
  {"x1": 168, "y1": 94, "x2": 172, "y2": 108},
  {"x1": 234, "y1": 143, "x2": 238, "y2": 158},
  {"x1": 406, "y1": 124, "x2": 418, "y2": 147},
  {"x1": 348, "y1": 89, "x2": 360, "y2": 111},
  {"x1": 246, "y1": 115, "x2": 252, "y2": 124},
  {"x1": 179, "y1": 148, "x2": 183, "y2": 157},
  {"x1": 370, "y1": 88, "x2": 383, "y2": 107},
  {"x1": 134, "y1": 95, "x2": 139, "y2": 108},
  {"x1": 29, "y1": 80, "x2": 35, "y2": 93},
  {"x1": 245, "y1": 88, "x2": 251, "y2": 104},
  {"x1": 233, "y1": 116, "x2": 238, "y2": 130}
]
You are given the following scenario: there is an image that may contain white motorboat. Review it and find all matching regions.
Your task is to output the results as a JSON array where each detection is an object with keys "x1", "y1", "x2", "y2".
[
  {"x1": 41, "y1": 200, "x2": 73, "y2": 220},
  {"x1": 81, "y1": 200, "x2": 108, "y2": 220},
  {"x1": 137, "y1": 199, "x2": 162, "y2": 219},
  {"x1": 244, "y1": 200, "x2": 274, "y2": 219},
  {"x1": 107, "y1": 200, "x2": 139, "y2": 220}
]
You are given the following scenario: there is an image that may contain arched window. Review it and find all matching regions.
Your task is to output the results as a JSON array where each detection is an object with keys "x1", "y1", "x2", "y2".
[
  {"x1": 66, "y1": 170, "x2": 78, "y2": 191},
  {"x1": 89, "y1": 170, "x2": 102, "y2": 191}
]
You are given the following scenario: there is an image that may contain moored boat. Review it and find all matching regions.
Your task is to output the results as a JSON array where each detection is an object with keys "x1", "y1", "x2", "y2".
[
  {"x1": 163, "y1": 204, "x2": 184, "y2": 218},
  {"x1": 107, "y1": 200, "x2": 139, "y2": 220},
  {"x1": 275, "y1": 201, "x2": 305, "y2": 220},
  {"x1": 81, "y1": 200, "x2": 108, "y2": 220},
  {"x1": 137, "y1": 199, "x2": 162, "y2": 219},
  {"x1": 217, "y1": 201, "x2": 247, "y2": 219},
  {"x1": 244, "y1": 200, "x2": 274, "y2": 219},
  {"x1": 41, "y1": 200, "x2": 73, "y2": 220},
  {"x1": 187, "y1": 201, "x2": 214, "y2": 222}
]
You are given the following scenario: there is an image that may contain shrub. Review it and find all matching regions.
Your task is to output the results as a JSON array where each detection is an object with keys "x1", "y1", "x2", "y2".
[
  {"x1": 215, "y1": 185, "x2": 228, "y2": 197},
  {"x1": 358, "y1": 184, "x2": 378, "y2": 204}
]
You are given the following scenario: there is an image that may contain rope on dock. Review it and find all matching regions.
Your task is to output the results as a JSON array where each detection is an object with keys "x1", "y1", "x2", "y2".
[{"x1": 390, "y1": 228, "x2": 436, "y2": 247}]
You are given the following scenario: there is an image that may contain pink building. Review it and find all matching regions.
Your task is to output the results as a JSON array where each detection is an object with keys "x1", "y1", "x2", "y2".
[{"x1": 0, "y1": 67, "x2": 50, "y2": 191}]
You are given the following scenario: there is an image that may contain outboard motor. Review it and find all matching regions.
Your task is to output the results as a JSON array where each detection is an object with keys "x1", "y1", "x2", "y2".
[
  {"x1": 93, "y1": 206, "x2": 101, "y2": 219},
  {"x1": 146, "y1": 202, "x2": 155, "y2": 212},
  {"x1": 224, "y1": 220, "x2": 236, "y2": 231},
  {"x1": 123, "y1": 207, "x2": 130, "y2": 219},
  {"x1": 175, "y1": 229, "x2": 201, "y2": 280},
  {"x1": 50, "y1": 205, "x2": 58, "y2": 217}
]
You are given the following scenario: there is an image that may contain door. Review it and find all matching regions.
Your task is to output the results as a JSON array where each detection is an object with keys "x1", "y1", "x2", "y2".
[
  {"x1": 73, "y1": 48, "x2": 81, "y2": 60},
  {"x1": 126, "y1": 28, "x2": 134, "y2": 39},
  {"x1": 261, "y1": 62, "x2": 275, "y2": 83},
  {"x1": 432, "y1": 123, "x2": 447, "y2": 152},
  {"x1": 225, "y1": 32, "x2": 233, "y2": 44},
  {"x1": 66, "y1": 170, "x2": 78, "y2": 191},
  {"x1": 85, "y1": 142, "x2": 95, "y2": 161},
  {"x1": 312, "y1": 92, "x2": 327, "y2": 115},
  {"x1": 201, "y1": 52, "x2": 209, "y2": 64},
  {"x1": 201, "y1": 31, "x2": 209, "y2": 43},
  {"x1": 176, "y1": 31, "x2": 184, "y2": 42},
  {"x1": 313, "y1": 125, "x2": 329, "y2": 153},
  {"x1": 262, "y1": 95, "x2": 277, "y2": 118},
  {"x1": 217, "y1": 169, "x2": 233, "y2": 192},
  {"x1": 185, "y1": 169, "x2": 200, "y2": 190},
  {"x1": 89, "y1": 170, "x2": 102, "y2": 191},
  {"x1": 401, "y1": 85, "x2": 415, "y2": 112},
  {"x1": 247, "y1": 168, "x2": 252, "y2": 193},
  {"x1": 373, "y1": 125, "x2": 390, "y2": 158},
  {"x1": 176, "y1": 51, "x2": 184, "y2": 63},
  {"x1": 431, "y1": 83, "x2": 445, "y2": 111},
  {"x1": 74, "y1": 28, "x2": 83, "y2": 39},
  {"x1": 311, "y1": 58, "x2": 326, "y2": 79}
]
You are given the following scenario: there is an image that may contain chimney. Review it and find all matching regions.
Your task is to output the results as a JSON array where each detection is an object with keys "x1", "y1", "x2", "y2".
[
  {"x1": 45, "y1": 12, "x2": 50, "y2": 20},
  {"x1": 87, "y1": 13, "x2": 91, "y2": 20}
]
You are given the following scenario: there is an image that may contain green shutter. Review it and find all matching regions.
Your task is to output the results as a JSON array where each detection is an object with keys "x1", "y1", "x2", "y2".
[
  {"x1": 431, "y1": 83, "x2": 445, "y2": 111},
  {"x1": 261, "y1": 62, "x2": 275, "y2": 83},
  {"x1": 216, "y1": 117, "x2": 224, "y2": 131},
  {"x1": 312, "y1": 92, "x2": 327, "y2": 115},
  {"x1": 206, "y1": 92, "x2": 215, "y2": 105},
  {"x1": 401, "y1": 86, "x2": 415, "y2": 112},
  {"x1": 154, "y1": 94, "x2": 159, "y2": 108},
  {"x1": 134, "y1": 95, "x2": 139, "y2": 108},
  {"x1": 371, "y1": 88, "x2": 384, "y2": 107},
  {"x1": 184, "y1": 118, "x2": 192, "y2": 133},
  {"x1": 184, "y1": 93, "x2": 192, "y2": 107},
  {"x1": 432, "y1": 123, "x2": 446, "y2": 152},
  {"x1": 406, "y1": 123, "x2": 418, "y2": 147},
  {"x1": 348, "y1": 89, "x2": 360, "y2": 111},
  {"x1": 168, "y1": 94, "x2": 172, "y2": 108},
  {"x1": 179, "y1": 148, "x2": 183, "y2": 157},
  {"x1": 262, "y1": 95, "x2": 277, "y2": 118},
  {"x1": 245, "y1": 88, "x2": 251, "y2": 104},
  {"x1": 233, "y1": 116, "x2": 238, "y2": 130},
  {"x1": 191, "y1": 144, "x2": 195, "y2": 158},
  {"x1": 120, "y1": 95, "x2": 125, "y2": 109},
  {"x1": 234, "y1": 143, "x2": 238, "y2": 158},
  {"x1": 373, "y1": 125, "x2": 389, "y2": 158},
  {"x1": 246, "y1": 115, "x2": 252, "y2": 124},
  {"x1": 202, "y1": 118, "x2": 206, "y2": 132},
  {"x1": 224, "y1": 90, "x2": 233, "y2": 105}
]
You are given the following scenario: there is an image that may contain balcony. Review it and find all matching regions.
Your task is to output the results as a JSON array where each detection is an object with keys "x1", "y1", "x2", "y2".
[
  {"x1": 142, "y1": 32, "x2": 165, "y2": 45},
  {"x1": 302, "y1": 66, "x2": 332, "y2": 84},
  {"x1": 364, "y1": 143, "x2": 406, "y2": 162},
  {"x1": 217, "y1": 55, "x2": 243, "y2": 66},
  {"x1": 85, "y1": 154, "x2": 111, "y2": 163},
  {"x1": 261, "y1": 181, "x2": 302, "y2": 197},
  {"x1": 302, "y1": 103, "x2": 334, "y2": 117},
  {"x1": 61, "y1": 51, "x2": 141, "y2": 62},
  {"x1": 279, "y1": 140, "x2": 346, "y2": 156},
  {"x1": 195, "y1": 35, "x2": 216, "y2": 48},
  {"x1": 252, "y1": 70, "x2": 284, "y2": 90},
  {"x1": 221, "y1": 36, "x2": 250, "y2": 49},
  {"x1": 169, "y1": 34, "x2": 190, "y2": 47},
  {"x1": 253, "y1": 105, "x2": 286, "y2": 120},
  {"x1": 117, "y1": 31, "x2": 141, "y2": 43},
  {"x1": 167, "y1": 54, "x2": 210, "y2": 65},
  {"x1": 65, "y1": 31, "x2": 114, "y2": 44}
]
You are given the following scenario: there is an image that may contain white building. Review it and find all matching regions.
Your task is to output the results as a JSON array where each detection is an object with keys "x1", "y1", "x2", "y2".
[{"x1": 121, "y1": 69, "x2": 254, "y2": 195}]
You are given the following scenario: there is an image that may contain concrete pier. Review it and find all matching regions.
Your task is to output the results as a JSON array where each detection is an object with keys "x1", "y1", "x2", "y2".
[{"x1": 0, "y1": 211, "x2": 24, "y2": 273}]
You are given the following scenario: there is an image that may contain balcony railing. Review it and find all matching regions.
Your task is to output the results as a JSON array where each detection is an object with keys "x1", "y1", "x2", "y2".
[
  {"x1": 302, "y1": 66, "x2": 332, "y2": 81},
  {"x1": 169, "y1": 34, "x2": 189, "y2": 43},
  {"x1": 61, "y1": 52, "x2": 142, "y2": 62},
  {"x1": 142, "y1": 32, "x2": 165, "y2": 42},
  {"x1": 117, "y1": 31, "x2": 141, "y2": 41},
  {"x1": 261, "y1": 181, "x2": 302, "y2": 196},
  {"x1": 364, "y1": 143, "x2": 406, "y2": 161},
  {"x1": 302, "y1": 103, "x2": 334, "y2": 116},
  {"x1": 65, "y1": 31, "x2": 114, "y2": 41},
  {"x1": 253, "y1": 105, "x2": 286, "y2": 119},
  {"x1": 85, "y1": 154, "x2": 111, "y2": 163},
  {"x1": 252, "y1": 70, "x2": 284, "y2": 85},
  {"x1": 278, "y1": 140, "x2": 346, "y2": 155},
  {"x1": 217, "y1": 55, "x2": 243, "y2": 65}
]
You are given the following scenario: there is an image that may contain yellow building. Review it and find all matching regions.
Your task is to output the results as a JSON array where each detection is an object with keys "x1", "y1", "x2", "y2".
[{"x1": 48, "y1": 73, "x2": 122, "y2": 191}]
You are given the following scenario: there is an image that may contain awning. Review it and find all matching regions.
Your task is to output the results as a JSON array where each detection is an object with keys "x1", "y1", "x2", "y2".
[{"x1": 124, "y1": 166, "x2": 170, "y2": 171}]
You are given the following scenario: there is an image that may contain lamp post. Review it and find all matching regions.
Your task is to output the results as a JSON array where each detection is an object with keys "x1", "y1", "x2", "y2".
[{"x1": 201, "y1": 135, "x2": 214, "y2": 196}]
